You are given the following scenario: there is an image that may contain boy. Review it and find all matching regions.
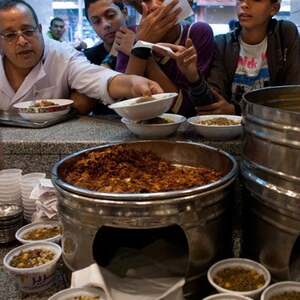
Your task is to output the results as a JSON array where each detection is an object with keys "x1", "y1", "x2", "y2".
[
  {"x1": 154, "y1": 0, "x2": 300, "y2": 115},
  {"x1": 116, "y1": 0, "x2": 215, "y2": 117}
]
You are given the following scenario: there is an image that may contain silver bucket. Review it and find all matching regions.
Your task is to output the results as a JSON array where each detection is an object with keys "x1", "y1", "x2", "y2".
[
  {"x1": 241, "y1": 86, "x2": 300, "y2": 281},
  {"x1": 52, "y1": 140, "x2": 238, "y2": 298}
]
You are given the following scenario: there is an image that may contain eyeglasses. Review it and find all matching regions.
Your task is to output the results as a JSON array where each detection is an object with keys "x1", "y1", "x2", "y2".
[{"x1": 0, "y1": 27, "x2": 39, "y2": 43}]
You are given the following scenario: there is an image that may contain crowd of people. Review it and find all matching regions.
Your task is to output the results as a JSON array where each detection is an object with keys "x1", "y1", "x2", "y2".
[{"x1": 0, "y1": 0, "x2": 299, "y2": 116}]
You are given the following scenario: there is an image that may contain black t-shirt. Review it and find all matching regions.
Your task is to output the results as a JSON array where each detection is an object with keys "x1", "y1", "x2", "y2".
[
  {"x1": 84, "y1": 43, "x2": 108, "y2": 66},
  {"x1": 84, "y1": 43, "x2": 116, "y2": 115}
]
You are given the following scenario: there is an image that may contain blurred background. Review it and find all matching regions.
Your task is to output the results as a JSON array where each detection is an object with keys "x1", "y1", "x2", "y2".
[{"x1": 27, "y1": 0, "x2": 299, "y2": 48}]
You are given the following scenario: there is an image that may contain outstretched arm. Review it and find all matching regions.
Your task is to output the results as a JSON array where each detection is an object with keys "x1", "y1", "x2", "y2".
[{"x1": 108, "y1": 74, "x2": 163, "y2": 100}]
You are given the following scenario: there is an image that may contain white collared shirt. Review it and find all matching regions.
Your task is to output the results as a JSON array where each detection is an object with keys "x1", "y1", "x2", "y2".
[{"x1": 0, "y1": 37, "x2": 120, "y2": 111}]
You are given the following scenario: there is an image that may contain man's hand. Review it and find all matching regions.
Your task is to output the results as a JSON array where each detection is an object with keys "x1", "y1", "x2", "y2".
[
  {"x1": 108, "y1": 74, "x2": 163, "y2": 99},
  {"x1": 136, "y1": 0, "x2": 181, "y2": 43},
  {"x1": 153, "y1": 38, "x2": 199, "y2": 83},
  {"x1": 115, "y1": 27, "x2": 136, "y2": 56},
  {"x1": 197, "y1": 89, "x2": 235, "y2": 115}
]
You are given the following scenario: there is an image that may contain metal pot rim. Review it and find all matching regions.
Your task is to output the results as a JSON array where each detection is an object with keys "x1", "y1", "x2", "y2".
[{"x1": 52, "y1": 140, "x2": 238, "y2": 201}]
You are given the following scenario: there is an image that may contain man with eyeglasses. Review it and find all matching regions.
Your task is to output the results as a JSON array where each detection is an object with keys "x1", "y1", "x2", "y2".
[{"x1": 0, "y1": 0, "x2": 163, "y2": 111}]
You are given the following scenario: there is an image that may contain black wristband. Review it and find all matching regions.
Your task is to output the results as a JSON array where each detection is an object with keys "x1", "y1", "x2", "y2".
[
  {"x1": 233, "y1": 102, "x2": 242, "y2": 115},
  {"x1": 189, "y1": 76, "x2": 203, "y2": 88},
  {"x1": 131, "y1": 47, "x2": 152, "y2": 59}
]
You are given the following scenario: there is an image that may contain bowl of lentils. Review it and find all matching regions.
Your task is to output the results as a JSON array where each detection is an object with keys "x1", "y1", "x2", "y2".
[
  {"x1": 49, "y1": 287, "x2": 107, "y2": 300},
  {"x1": 3, "y1": 241, "x2": 62, "y2": 293},
  {"x1": 261, "y1": 281, "x2": 300, "y2": 300},
  {"x1": 15, "y1": 221, "x2": 62, "y2": 244},
  {"x1": 207, "y1": 258, "x2": 271, "y2": 299}
]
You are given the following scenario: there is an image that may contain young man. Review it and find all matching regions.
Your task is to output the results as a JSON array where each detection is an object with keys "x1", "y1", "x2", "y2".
[
  {"x1": 47, "y1": 17, "x2": 65, "y2": 42},
  {"x1": 84, "y1": 0, "x2": 135, "y2": 68},
  {"x1": 83, "y1": 0, "x2": 136, "y2": 114},
  {"x1": 117, "y1": 0, "x2": 215, "y2": 117},
  {"x1": 0, "y1": 0, "x2": 162, "y2": 112},
  {"x1": 155, "y1": 0, "x2": 300, "y2": 115}
]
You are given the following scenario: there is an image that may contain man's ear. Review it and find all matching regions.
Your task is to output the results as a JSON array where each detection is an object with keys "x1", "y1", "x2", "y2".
[
  {"x1": 270, "y1": 3, "x2": 280, "y2": 17},
  {"x1": 122, "y1": 6, "x2": 128, "y2": 17}
]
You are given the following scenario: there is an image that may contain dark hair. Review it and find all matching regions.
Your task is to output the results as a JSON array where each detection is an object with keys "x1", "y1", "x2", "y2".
[
  {"x1": 84, "y1": 0, "x2": 125, "y2": 20},
  {"x1": 0, "y1": 0, "x2": 39, "y2": 26},
  {"x1": 50, "y1": 17, "x2": 65, "y2": 27}
]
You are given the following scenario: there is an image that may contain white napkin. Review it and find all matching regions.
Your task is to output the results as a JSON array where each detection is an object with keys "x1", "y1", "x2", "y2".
[
  {"x1": 133, "y1": 40, "x2": 174, "y2": 55},
  {"x1": 30, "y1": 179, "x2": 58, "y2": 222},
  {"x1": 71, "y1": 263, "x2": 185, "y2": 300},
  {"x1": 165, "y1": 0, "x2": 193, "y2": 24}
]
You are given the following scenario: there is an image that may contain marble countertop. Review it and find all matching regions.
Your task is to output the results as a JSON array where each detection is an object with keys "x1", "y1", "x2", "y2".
[
  {"x1": 0, "y1": 115, "x2": 241, "y2": 156},
  {"x1": 0, "y1": 115, "x2": 242, "y2": 299}
]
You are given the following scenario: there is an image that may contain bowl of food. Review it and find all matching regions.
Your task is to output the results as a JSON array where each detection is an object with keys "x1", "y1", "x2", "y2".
[
  {"x1": 13, "y1": 99, "x2": 73, "y2": 122},
  {"x1": 15, "y1": 221, "x2": 62, "y2": 244},
  {"x1": 49, "y1": 287, "x2": 107, "y2": 300},
  {"x1": 108, "y1": 93, "x2": 177, "y2": 121},
  {"x1": 261, "y1": 281, "x2": 300, "y2": 300},
  {"x1": 207, "y1": 258, "x2": 271, "y2": 298},
  {"x1": 203, "y1": 293, "x2": 252, "y2": 300},
  {"x1": 188, "y1": 115, "x2": 242, "y2": 140},
  {"x1": 3, "y1": 241, "x2": 62, "y2": 293},
  {"x1": 121, "y1": 113, "x2": 186, "y2": 138}
]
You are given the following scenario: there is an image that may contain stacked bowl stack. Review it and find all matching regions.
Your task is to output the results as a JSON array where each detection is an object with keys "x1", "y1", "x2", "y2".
[
  {"x1": 0, "y1": 169, "x2": 22, "y2": 205},
  {"x1": 0, "y1": 204, "x2": 23, "y2": 243},
  {"x1": 21, "y1": 173, "x2": 46, "y2": 221}
]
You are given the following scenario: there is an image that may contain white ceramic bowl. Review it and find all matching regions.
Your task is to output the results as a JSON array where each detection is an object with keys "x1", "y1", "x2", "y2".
[
  {"x1": 121, "y1": 113, "x2": 186, "y2": 138},
  {"x1": 207, "y1": 258, "x2": 271, "y2": 299},
  {"x1": 109, "y1": 93, "x2": 177, "y2": 121},
  {"x1": 13, "y1": 99, "x2": 73, "y2": 122},
  {"x1": 3, "y1": 241, "x2": 62, "y2": 293},
  {"x1": 188, "y1": 115, "x2": 242, "y2": 140},
  {"x1": 15, "y1": 221, "x2": 62, "y2": 244},
  {"x1": 203, "y1": 293, "x2": 252, "y2": 300},
  {"x1": 261, "y1": 281, "x2": 300, "y2": 300},
  {"x1": 49, "y1": 287, "x2": 107, "y2": 300}
]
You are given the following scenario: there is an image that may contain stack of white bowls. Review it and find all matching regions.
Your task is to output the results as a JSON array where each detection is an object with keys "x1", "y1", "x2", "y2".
[
  {"x1": 21, "y1": 173, "x2": 46, "y2": 221},
  {"x1": 0, "y1": 169, "x2": 22, "y2": 205}
]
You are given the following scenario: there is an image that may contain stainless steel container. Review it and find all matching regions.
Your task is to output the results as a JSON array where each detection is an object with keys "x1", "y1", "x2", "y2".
[
  {"x1": 52, "y1": 140, "x2": 238, "y2": 297},
  {"x1": 241, "y1": 86, "x2": 300, "y2": 281},
  {"x1": 0, "y1": 204, "x2": 23, "y2": 243}
]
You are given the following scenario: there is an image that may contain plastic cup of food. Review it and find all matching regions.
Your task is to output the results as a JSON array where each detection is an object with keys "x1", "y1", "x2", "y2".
[
  {"x1": 203, "y1": 293, "x2": 252, "y2": 300},
  {"x1": 207, "y1": 258, "x2": 271, "y2": 299},
  {"x1": 15, "y1": 222, "x2": 62, "y2": 244},
  {"x1": 187, "y1": 115, "x2": 242, "y2": 140},
  {"x1": 48, "y1": 286, "x2": 107, "y2": 300},
  {"x1": 0, "y1": 169, "x2": 22, "y2": 176},
  {"x1": 261, "y1": 281, "x2": 300, "y2": 300},
  {"x1": 21, "y1": 172, "x2": 46, "y2": 184},
  {"x1": 3, "y1": 241, "x2": 62, "y2": 293}
]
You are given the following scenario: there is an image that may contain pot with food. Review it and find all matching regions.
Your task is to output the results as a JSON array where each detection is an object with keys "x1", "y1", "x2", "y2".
[{"x1": 52, "y1": 140, "x2": 238, "y2": 298}]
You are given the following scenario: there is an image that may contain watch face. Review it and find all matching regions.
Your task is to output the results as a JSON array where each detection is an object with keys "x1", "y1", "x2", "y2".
[{"x1": 131, "y1": 46, "x2": 152, "y2": 59}]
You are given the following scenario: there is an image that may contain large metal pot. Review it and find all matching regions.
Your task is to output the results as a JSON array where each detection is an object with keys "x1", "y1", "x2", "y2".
[
  {"x1": 241, "y1": 86, "x2": 300, "y2": 281},
  {"x1": 52, "y1": 140, "x2": 238, "y2": 298}
]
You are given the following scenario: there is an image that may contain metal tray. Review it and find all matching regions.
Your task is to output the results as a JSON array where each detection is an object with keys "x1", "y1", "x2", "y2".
[{"x1": 0, "y1": 108, "x2": 78, "y2": 128}]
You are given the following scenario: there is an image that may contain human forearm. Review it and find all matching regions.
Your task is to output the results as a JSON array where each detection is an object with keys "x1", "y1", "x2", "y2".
[
  {"x1": 108, "y1": 74, "x2": 163, "y2": 100},
  {"x1": 188, "y1": 75, "x2": 216, "y2": 106},
  {"x1": 146, "y1": 58, "x2": 178, "y2": 93},
  {"x1": 70, "y1": 90, "x2": 97, "y2": 115},
  {"x1": 125, "y1": 55, "x2": 148, "y2": 76}
]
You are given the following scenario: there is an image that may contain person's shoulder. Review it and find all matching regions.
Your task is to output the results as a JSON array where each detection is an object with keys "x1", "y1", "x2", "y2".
[
  {"x1": 276, "y1": 19, "x2": 299, "y2": 36},
  {"x1": 187, "y1": 21, "x2": 213, "y2": 36},
  {"x1": 214, "y1": 31, "x2": 232, "y2": 42},
  {"x1": 84, "y1": 43, "x2": 105, "y2": 56},
  {"x1": 44, "y1": 36, "x2": 78, "y2": 60},
  {"x1": 84, "y1": 43, "x2": 107, "y2": 65}
]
